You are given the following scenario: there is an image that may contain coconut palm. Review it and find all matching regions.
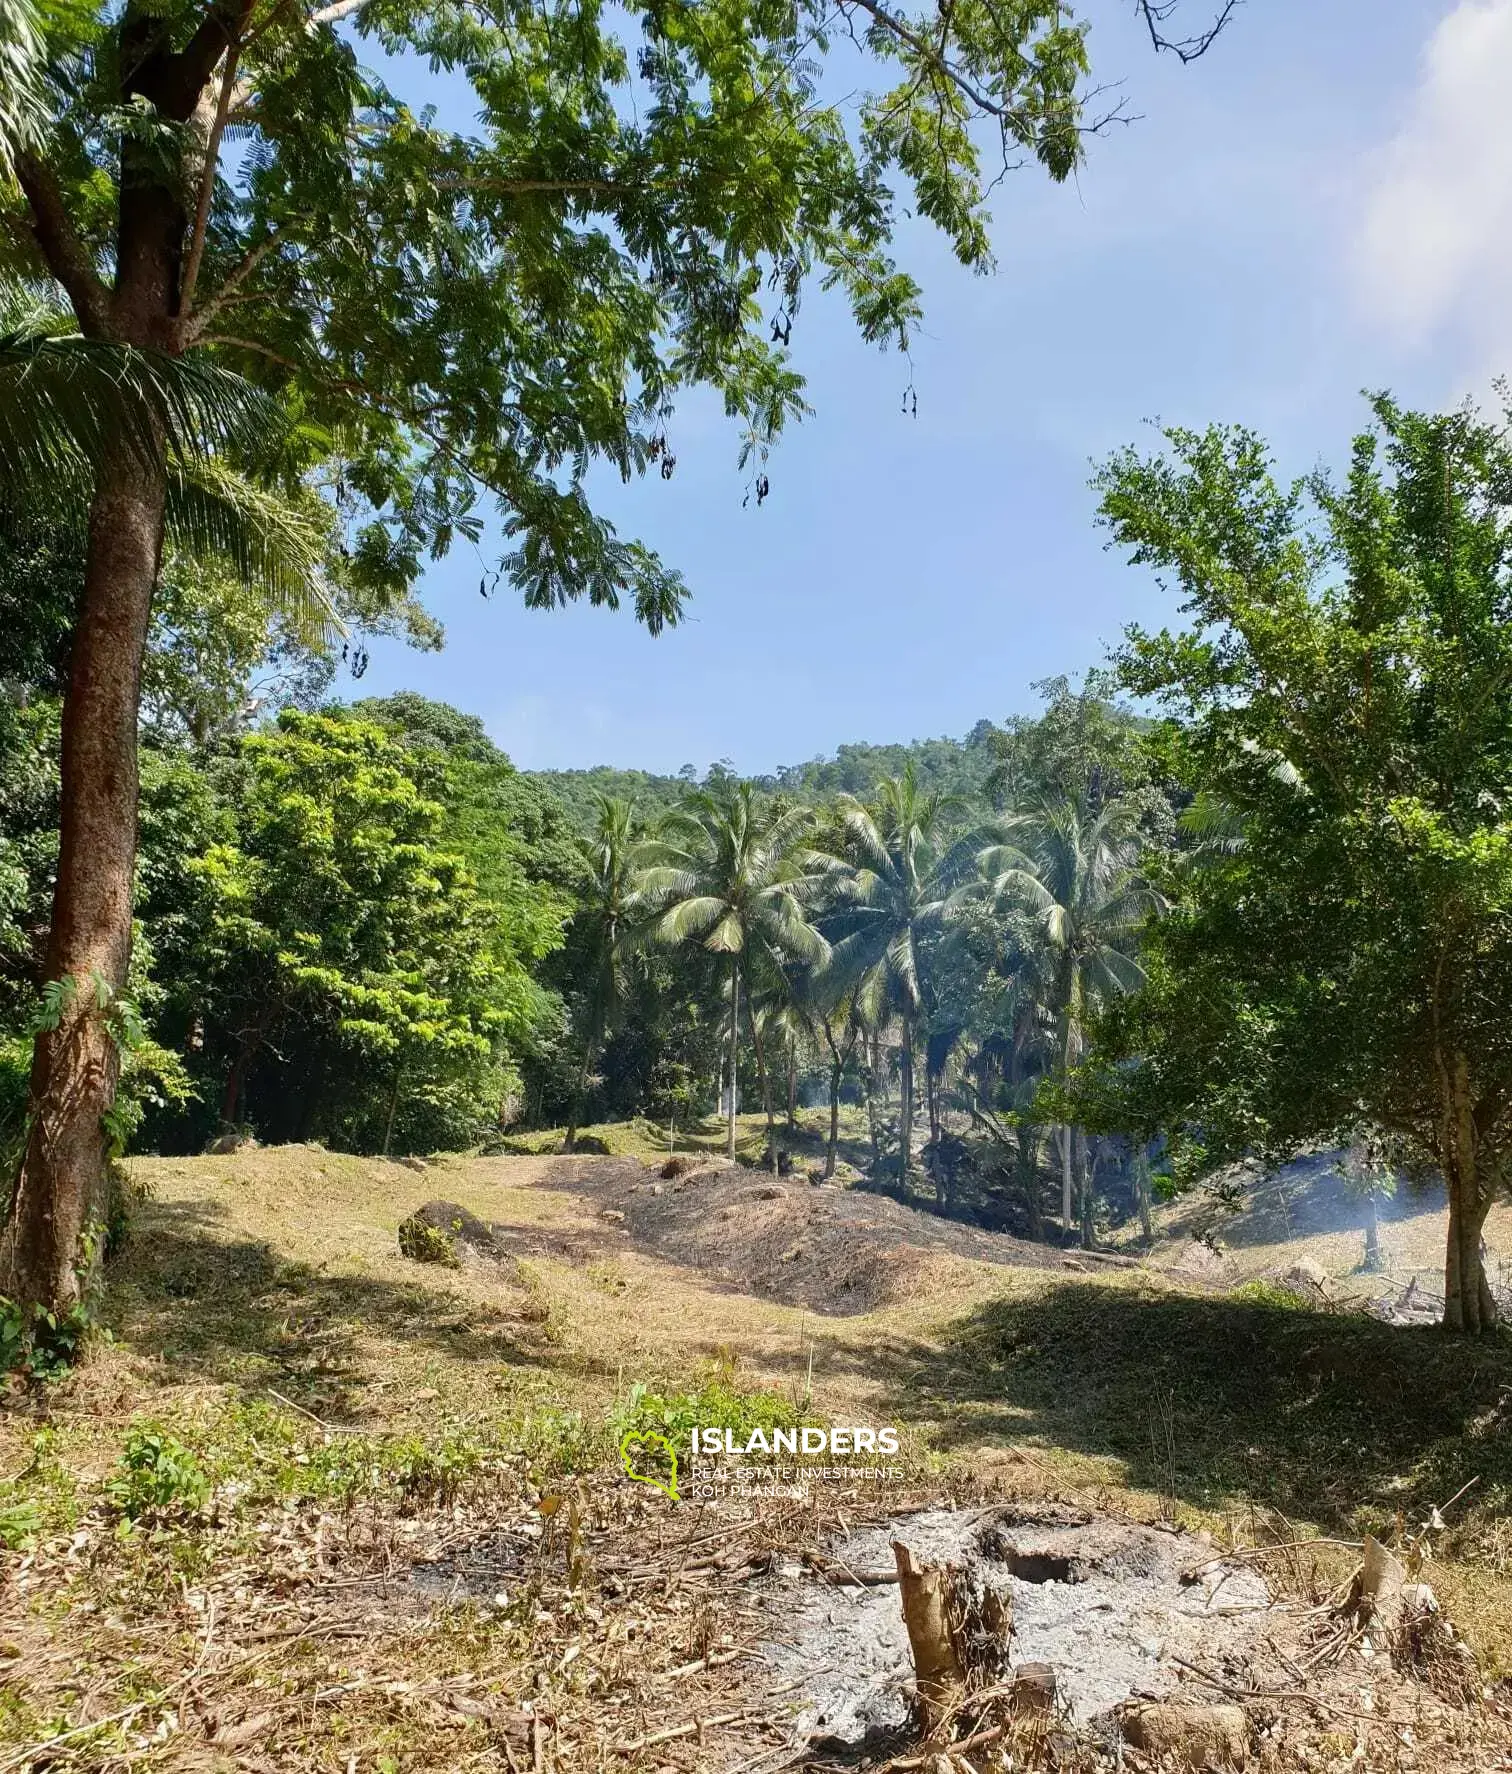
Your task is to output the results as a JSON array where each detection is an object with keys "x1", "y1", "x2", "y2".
[
  {"x1": 817, "y1": 766, "x2": 976, "y2": 1188},
  {"x1": 563, "y1": 796, "x2": 652, "y2": 1151},
  {"x1": 638, "y1": 783, "x2": 827, "y2": 1159},
  {"x1": 974, "y1": 792, "x2": 1163, "y2": 1243}
]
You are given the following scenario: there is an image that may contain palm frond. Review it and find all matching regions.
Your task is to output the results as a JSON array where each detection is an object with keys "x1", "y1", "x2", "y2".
[
  {"x1": 0, "y1": 327, "x2": 282, "y2": 493},
  {"x1": 653, "y1": 895, "x2": 728, "y2": 944},
  {"x1": 0, "y1": 0, "x2": 47, "y2": 180},
  {"x1": 165, "y1": 459, "x2": 334, "y2": 644}
]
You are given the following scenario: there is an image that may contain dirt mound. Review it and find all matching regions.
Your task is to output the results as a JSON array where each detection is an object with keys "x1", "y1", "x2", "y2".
[
  {"x1": 541, "y1": 1157, "x2": 1138, "y2": 1314},
  {"x1": 398, "y1": 1200, "x2": 524, "y2": 1277}
]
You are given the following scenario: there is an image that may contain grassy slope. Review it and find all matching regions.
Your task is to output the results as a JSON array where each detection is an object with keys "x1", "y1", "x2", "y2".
[{"x1": 3, "y1": 1138, "x2": 1511, "y2": 1766}]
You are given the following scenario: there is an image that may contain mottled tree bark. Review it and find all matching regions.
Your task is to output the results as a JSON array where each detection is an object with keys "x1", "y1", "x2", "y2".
[
  {"x1": 0, "y1": 446, "x2": 165, "y2": 1308},
  {"x1": 1440, "y1": 1049, "x2": 1498, "y2": 1334}
]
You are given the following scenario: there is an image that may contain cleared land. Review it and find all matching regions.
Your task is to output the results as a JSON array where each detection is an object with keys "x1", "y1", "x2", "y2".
[{"x1": 2, "y1": 1134, "x2": 1510, "y2": 1772}]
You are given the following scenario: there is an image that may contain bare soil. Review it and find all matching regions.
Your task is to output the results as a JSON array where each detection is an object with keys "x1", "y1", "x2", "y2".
[{"x1": 518, "y1": 1155, "x2": 1137, "y2": 1314}]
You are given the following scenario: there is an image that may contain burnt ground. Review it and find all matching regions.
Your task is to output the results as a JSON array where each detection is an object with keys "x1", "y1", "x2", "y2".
[{"x1": 512, "y1": 1155, "x2": 1138, "y2": 1315}]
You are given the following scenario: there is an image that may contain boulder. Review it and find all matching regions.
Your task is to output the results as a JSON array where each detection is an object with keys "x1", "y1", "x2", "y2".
[
  {"x1": 204, "y1": 1129, "x2": 258, "y2": 1156},
  {"x1": 1118, "y1": 1701, "x2": 1248, "y2": 1770}
]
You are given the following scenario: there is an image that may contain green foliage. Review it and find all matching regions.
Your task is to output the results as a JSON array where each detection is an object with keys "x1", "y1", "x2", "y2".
[
  {"x1": 609, "y1": 1377, "x2": 804, "y2": 1446},
  {"x1": 147, "y1": 709, "x2": 549, "y2": 1151},
  {"x1": 1229, "y1": 1278, "x2": 1310, "y2": 1312},
  {"x1": 0, "y1": 1498, "x2": 41, "y2": 1551},
  {"x1": 397, "y1": 1212, "x2": 462, "y2": 1267},
  {"x1": 1086, "y1": 396, "x2": 1512, "y2": 1326},
  {"x1": 16, "y1": 0, "x2": 1155, "y2": 631},
  {"x1": 0, "y1": 1288, "x2": 99, "y2": 1380},
  {"x1": 107, "y1": 1427, "x2": 211, "y2": 1521}
]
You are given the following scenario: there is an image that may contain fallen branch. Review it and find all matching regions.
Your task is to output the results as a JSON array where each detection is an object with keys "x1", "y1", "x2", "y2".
[{"x1": 610, "y1": 1711, "x2": 752, "y2": 1753}]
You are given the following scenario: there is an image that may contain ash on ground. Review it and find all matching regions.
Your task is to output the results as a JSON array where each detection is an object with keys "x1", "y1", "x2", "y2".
[{"x1": 756, "y1": 1506, "x2": 1275, "y2": 1747}]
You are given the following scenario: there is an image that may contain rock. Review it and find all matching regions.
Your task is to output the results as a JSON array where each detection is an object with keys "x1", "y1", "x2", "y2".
[
  {"x1": 398, "y1": 1200, "x2": 518, "y2": 1275},
  {"x1": 647, "y1": 1182, "x2": 664, "y2": 1197},
  {"x1": 1282, "y1": 1256, "x2": 1333, "y2": 1299},
  {"x1": 1171, "y1": 1237, "x2": 1228, "y2": 1280},
  {"x1": 1118, "y1": 1701, "x2": 1248, "y2": 1770},
  {"x1": 599, "y1": 1208, "x2": 626, "y2": 1226},
  {"x1": 204, "y1": 1130, "x2": 258, "y2": 1155},
  {"x1": 1011, "y1": 1663, "x2": 1057, "y2": 1714}
]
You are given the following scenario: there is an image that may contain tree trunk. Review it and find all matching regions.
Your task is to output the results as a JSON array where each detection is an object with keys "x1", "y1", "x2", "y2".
[
  {"x1": 785, "y1": 1036, "x2": 798, "y2": 1133},
  {"x1": 220, "y1": 1042, "x2": 249, "y2": 1132},
  {"x1": 822, "y1": 1021, "x2": 843, "y2": 1179},
  {"x1": 725, "y1": 958, "x2": 740, "y2": 1158},
  {"x1": 750, "y1": 1013, "x2": 778, "y2": 1176},
  {"x1": 0, "y1": 445, "x2": 166, "y2": 1313},
  {"x1": 1058, "y1": 1000, "x2": 1078, "y2": 1235},
  {"x1": 1077, "y1": 1130, "x2": 1095, "y2": 1249},
  {"x1": 382, "y1": 1067, "x2": 402, "y2": 1158},
  {"x1": 898, "y1": 1013, "x2": 915, "y2": 1189},
  {"x1": 565, "y1": 1034, "x2": 596, "y2": 1153},
  {"x1": 1440, "y1": 1049, "x2": 1497, "y2": 1333},
  {"x1": 1019, "y1": 1128, "x2": 1043, "y2": 1241},
  {"x1": 1362, "y1": 1190, "x2": 1382, "y2": 1273},
  {"x1": 1135, "y1": 1147, "x2": 1154, "y2": 1244}
]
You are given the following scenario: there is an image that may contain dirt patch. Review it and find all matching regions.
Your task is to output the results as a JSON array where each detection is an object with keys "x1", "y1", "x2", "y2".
[{"x1": 522, "y1": 1156, "x2": 1139, "y2": 1315}]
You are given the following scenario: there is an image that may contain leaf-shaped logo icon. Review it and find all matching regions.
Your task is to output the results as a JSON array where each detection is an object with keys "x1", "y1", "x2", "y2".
[{"x1": 619, "y1": 1430, "x2": 679, "y2": 1501}]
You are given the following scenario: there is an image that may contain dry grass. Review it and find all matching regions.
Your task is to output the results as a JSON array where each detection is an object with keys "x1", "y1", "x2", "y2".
[{"x1": 2, "y1": 1140, "x2": 1510, "y2": 1772}]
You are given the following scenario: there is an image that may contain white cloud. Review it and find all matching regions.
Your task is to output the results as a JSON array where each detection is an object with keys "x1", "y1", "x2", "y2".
[{"x1": 1356, "y1": 0, "x2": 1512, "y2": 369}]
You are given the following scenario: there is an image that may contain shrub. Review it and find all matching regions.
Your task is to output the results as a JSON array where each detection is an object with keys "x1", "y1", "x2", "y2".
[
  {"x1": 609, "y1": 1377, "x2": 807, "y2": 1447},
  {"x1": 1230, "y1": 1278, "x2": 1310, "y2": 1312},
  {"x1": 107, "y1": 1427, "x2": 211, "y2": 1520},
  {"x1": 0, "y1": 1500, "x2": 40, "y2": 1551},
  {"x1": 397, "y1": 1212, "x2": 461, "y2": 1267}
]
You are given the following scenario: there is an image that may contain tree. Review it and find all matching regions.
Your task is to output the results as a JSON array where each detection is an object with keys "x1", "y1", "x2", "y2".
[
  {"x1": 641, "y1": 784, "x2": 825, "y2": 1158},
  {"x1": 183, "y1": 712, "x2": 526, "y2": 1152},
  {"x1": 0, "y1": 303, "x2": 330, "y2": 1308},
  {"x1": 820, "y1": 767, "x2": 973, "y2": 1187},
  {"x1": 563, "y1": 797, "x2": 648, "y2": 1150},
  {"x1": 975, "y1": 792, "x2": 1160, "y2": 1242},
  {"x1": 1, "y1": 0, "x2": 1231, "y2": 1316},
  {"x1": 1088, "y1": 397, "x2": 1512, "y2": 1331}
]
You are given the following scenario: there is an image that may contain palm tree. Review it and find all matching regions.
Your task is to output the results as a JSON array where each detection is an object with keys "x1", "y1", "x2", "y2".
[
  {"x1": 974, "y1": 792, "x2": 1162, "y2": 1244},
  {"x1": 563, "y1": 796, "x2": 648, "y2": 1151},
  {"x1": 639, "y1": 783, "x2": 827, "y2": 1160},
  {"x1": 818, "y1": 767, "x2": 974, "y2": 1189},
  {"x1": 0, "y1": 292, "x2": 329, "y2": 1316}
]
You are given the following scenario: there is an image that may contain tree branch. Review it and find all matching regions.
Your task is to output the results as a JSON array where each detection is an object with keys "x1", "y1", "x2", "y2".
[
  {"x1": 1135, "y1": 0, "x2": 1239, "y2": 64},
  {"x1": 838, "y1": 0, "x2": 1025, "y2": 123},
  {"x1": 178, "y1": 45, "x2": 242, "y2": 327},
  {"x1": 13, "y1": 154, "x2": 112, "y2": 337},
  {"x1": 187, "y1": 229, "x2": 285, "y2": 341}
]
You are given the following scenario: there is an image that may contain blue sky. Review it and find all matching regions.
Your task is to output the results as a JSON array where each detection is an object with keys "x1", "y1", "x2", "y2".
[{"x1": 348, "y1": 0, "x2": 1512, "y2": 775}]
